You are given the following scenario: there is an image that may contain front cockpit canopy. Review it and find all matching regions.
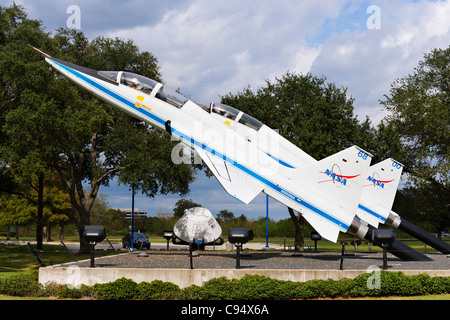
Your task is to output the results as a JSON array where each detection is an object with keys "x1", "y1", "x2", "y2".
[
  {"x1": 99, "y1": 70, "x2": 188, "y2": 108},
  {"x1": 98, "y1": 71, "x2": 119, "y2": 83},
  {"x1": 120, "y1": 72, "x2": 159, "y2": 95},
  {"x1": 121, "y1": 72, "x2": 188, "y2": 108}
]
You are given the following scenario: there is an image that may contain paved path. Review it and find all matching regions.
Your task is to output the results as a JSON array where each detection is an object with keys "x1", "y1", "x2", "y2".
[
  {"x1": 5, "y1": 240, "x2": 449, "y2": 271},
  {"x1": 67, "y1": 247, "x2": 449, "y2": 271},
  {"x1": 19, "y1": 240, "x2": 285, "y2": 252}
]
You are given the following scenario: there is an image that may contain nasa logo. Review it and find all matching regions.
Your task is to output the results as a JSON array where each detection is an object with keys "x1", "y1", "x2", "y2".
[
  {"x1": 365, "y1": 172, "x2": 394, "y2": 188},
  {"x1": 319, "y1": 164, "x2": 360, "y2": 187}
]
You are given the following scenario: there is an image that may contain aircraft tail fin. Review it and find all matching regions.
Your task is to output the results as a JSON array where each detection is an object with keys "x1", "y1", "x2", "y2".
[
  {"x1": 357, "y1": 159, "x2": 403, "y2": 226},
  {"x1": 296, "y1": 146, "x2": 373, "y2": 215}
]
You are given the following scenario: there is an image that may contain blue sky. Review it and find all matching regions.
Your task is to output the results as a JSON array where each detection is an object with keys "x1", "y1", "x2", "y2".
[{"x1": 7, "y1": 0, "x2": 450, "y2": 220}]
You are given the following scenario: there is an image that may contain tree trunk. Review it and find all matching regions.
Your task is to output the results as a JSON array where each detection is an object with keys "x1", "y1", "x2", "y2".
[
  {"x1": 77, "y1": 212, "x2": 91, "y2": 253},
  {"x1": 36, "y1": 173, "x2": 44, "y2": 251},
  {"x1": 288, "y1": 207, "x2": 305, "y2": 251},
  {"x1": 59, "y1": 223, "x2": 65, "y2": 241},
  {"x1": 47, "y1": 224, "x2": 52, "y2": 242}
]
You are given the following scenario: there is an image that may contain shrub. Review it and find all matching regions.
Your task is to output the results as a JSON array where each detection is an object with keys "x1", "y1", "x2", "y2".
[
  {"x1": 39, "y1": 281, "x2": 65, "y2": 297},
  {"x1": 179, "y1": 284, "x2": 206, "y2": 300},
  {"x1": 0, "y1": 272, "x2": 41, "y2": 297},
  {"x1": 1, "y1": 271, "x2": 448, "y2": 300},
  {"x1": 233, "y1": 275, "x2": 286, "y2": 300},
  {"x1": 92, "y1": 277, "x2": 138, "y2": 300},
  {"x1": 199, "y1": 276, "x2": 235, "y2": 300},
  {"x1": 57, "y1": 285, "x2": 85, "y2": 299},
  {"x1": 136, "y1": 280, "x2": 180, "y2": 300}
]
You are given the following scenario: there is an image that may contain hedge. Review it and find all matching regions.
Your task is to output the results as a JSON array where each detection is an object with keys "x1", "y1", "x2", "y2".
[{"x1": 0, "y1": 271, "x2": 449, "y2": 299}]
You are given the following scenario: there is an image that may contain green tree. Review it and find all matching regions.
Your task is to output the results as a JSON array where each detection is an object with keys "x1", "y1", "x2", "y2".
[
  {"x1": 394, "y1": 186, "x2": 450, "y2": 237},
  {"x1": 221, "y1": 72, "x2": 368, "y2": 250},
  {"x1": 173, "y1": 198, "x2": 202, "y2": 218},
  {"x1": 222, "y1": 72, "x2": 360, "y2": 159},
  {"x1": 0, "y1": 194, "x2": 35, "y2": 238},
  {"x1": 380, "y1": 47, "x2": 449, "y2": 234},
  {"x1": 217, "y1": 209, "x2": 235, "y2": 223},
  {"x1": 380, "y1": 46, "x2": 449, "y2": 192},
  {"x1": 0, "y1": 5, "x2": 196, "y2": 252},
  {"x1": 0, "y1": 4, "x2": 56, "y2": 249}
]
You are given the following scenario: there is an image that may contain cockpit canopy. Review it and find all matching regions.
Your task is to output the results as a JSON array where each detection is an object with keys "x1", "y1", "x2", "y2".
[
  {"x1": 207, "y1": 102, "x2": 263, "y2": 131},
  {"x1": 98, "y1": 70, "x2": 188, "y2": 108},
  {"x1": 98, "y1": 71, "x2": 263, "y2": 130},
  {"x1": 120, "y1": 72, "x2": 159, "y2": 95}
]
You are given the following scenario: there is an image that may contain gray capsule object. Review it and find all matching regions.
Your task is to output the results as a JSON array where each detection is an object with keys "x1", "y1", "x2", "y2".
[{"x1": 173, "y1": 207, "x2": 222, "y2": 244}]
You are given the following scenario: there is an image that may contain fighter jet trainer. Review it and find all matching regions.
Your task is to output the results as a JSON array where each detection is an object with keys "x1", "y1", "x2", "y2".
[{"x1": 35, "y1": 49, "x2": 448, "y2": 259}]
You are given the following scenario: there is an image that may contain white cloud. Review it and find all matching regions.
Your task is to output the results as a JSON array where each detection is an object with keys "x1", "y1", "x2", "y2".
[
  {"x1": 106, "y1": 0, "x2": 345, "y2": 101},
  {"x1": 310, "y1": 0, "x2": 450, "y2": 123},
  {"x1": 8, "y1": 0, "x2": 450, "y2": 220}
]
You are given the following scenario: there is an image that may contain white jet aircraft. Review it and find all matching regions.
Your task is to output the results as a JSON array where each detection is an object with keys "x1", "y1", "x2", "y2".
[{"x1": 33, "y1": 49, "x2": 416, "y2": 250}]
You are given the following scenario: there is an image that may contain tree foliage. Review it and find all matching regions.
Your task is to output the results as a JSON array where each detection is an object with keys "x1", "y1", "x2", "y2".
[
  {"x1": 381, "y1": 46, "x2": 450, "y2": 192},
  {"x1": 0, "y1": 4, "x2": 196, "y2": 251},
  {"x1": 221, "y1": 72, "x2": 371, "y2": 248},
  {"x1": 173, "y1": 198, "x2": 202, "y2": 218},
  {"x1": 221, "y1": 72, "x2": 361, "y2": 159}
]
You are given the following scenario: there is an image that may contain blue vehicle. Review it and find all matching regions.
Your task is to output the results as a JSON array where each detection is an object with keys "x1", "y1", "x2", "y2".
[{"x1": 122, "y1": 232, "x2": 151, "y2": 249}]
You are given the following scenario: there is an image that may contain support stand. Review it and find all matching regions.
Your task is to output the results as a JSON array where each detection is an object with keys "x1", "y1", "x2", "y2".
[
  {"x1": 189, "y1": 244, "x2": 194, "y2": 269},
  {"x1": 382, "y1": 243, "x2": 389, "y2": 270},
  {"x1": 27, "y1": 242, "x2": 45, "y2": 267},
  {"x1": 90, "y1": 241, "x2": 96, "y2": 268},
  {"x1": 106, "y1": 238, "x2": 118, "y2": 254},
  {"x1": 60, "y1": 241, "x2": 78, "y2": 262},
  {"x1": 339, "y1": 241, "x2": 347, "y2": 270},
  {"x1": 235, "y1": 243, "x2": 242, "y2": 269}
]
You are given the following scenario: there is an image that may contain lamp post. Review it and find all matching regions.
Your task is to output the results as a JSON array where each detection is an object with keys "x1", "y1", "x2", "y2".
[
  {"x1": 130, "y1": 183, "x2": 135, "y2": 251},
  {"x1": 265, "y1": 194, "x2": 269, "y2": 248}
]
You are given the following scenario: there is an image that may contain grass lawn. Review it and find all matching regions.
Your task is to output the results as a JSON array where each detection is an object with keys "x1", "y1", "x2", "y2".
[
  {"x1": 0, "y1": 242, "x2": 117, "y2": 273},
  {"x1": 1, "y1": 242, "x2": 449, "y2": 301},
  {"x1": 248, "y1": 236, "x2": 448, "y2": 254},
  {"x1": 354, "y1": 294, "x2": 450, "y2": 300},
  {"x1": 1, "y1": 293, "x2": 448, "y2": 301}
]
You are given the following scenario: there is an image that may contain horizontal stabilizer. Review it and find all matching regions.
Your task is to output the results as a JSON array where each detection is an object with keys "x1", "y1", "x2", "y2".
[
  {"x1": 194, "y1": 147, "x2": 263, "y2": 204},
  {"x1": 302, "y1": 210, "x2": 341, "y2": 242}
]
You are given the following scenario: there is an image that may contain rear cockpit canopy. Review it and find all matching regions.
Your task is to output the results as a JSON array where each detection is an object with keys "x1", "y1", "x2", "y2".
[{"x1": 210, "y1": 102, "x2": 263, "y2": 131}]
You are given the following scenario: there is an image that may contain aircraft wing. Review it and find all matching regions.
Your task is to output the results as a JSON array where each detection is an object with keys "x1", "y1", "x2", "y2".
[{"x1": 194, "y1": 147, "x2": 264, "y2": 204}]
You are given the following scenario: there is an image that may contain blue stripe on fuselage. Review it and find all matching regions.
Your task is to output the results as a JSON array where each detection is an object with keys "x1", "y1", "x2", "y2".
[
  {"x1": 265, "y1": 152, "x2": 296, "y2": 169},
  {"x1": 358, "y1": 204, "x2": 386, "y2": 222},
  {"x1": 52, "y1": 59, "x2": 349, "y2": 231}
]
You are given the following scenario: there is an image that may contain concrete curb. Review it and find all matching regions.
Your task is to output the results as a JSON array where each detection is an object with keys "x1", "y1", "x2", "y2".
[{"x1": 39, "y1": 265, "x2": 450, "y2": 289}]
